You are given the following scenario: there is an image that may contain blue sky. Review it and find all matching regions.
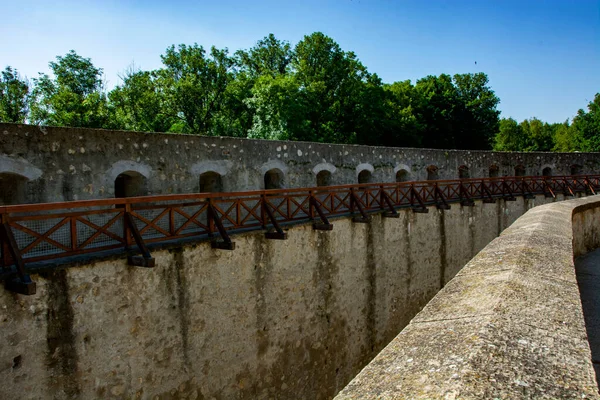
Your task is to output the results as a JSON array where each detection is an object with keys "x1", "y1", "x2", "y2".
[{"x1": 1, "y1": 0, "x2": 599, "y2": 123}]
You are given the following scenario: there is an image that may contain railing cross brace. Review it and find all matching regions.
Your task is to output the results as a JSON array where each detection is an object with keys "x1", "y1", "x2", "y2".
[
  {"x1": 207, "y1": 203, "x2": 236, "y2": 249},
  {"x1": 410, "y1": 186, "x2": 428, "y2": 213},
  {"x1": 502, "y1": 181, "x2": 516, "y2": 201},
  {"x1": 433, "y1": 185, "x2": 451, "y2": 210},
  {"x1": 350, "y1": 189, "x2": 371, "y2": 222},
  {"x1": 309, "y1": 196, "x2": 333, "y2": 230},
  {"x1": 124, "y1": 212, "x2": 156, "y2": 267},
  {"x1": 480, "y1": 181, "x2": 496, "y2": 203},
  {"x1": 262, "y1": 197, "x2": 288, "y2": 239},
  {"x1": 0, "y1": 220, "x2": 36, "y2": 295},
  {"x1": 380, "y1": 189, "x2": 400, "y2": 217},
  {"x1": 521, "y1": 179, "x2": 535, "y2": 200}
]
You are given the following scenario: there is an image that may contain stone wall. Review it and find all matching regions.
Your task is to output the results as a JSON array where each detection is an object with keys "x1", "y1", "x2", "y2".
[
  {"x1": 336, "y1": 196, "x2": 600, "y2": 399},
  {"x1": 1, "y1": 123, "x2": 597, "y2": 204},
  {"x1": 0, "y1": 194, "x2": 564, "y2": 399}
]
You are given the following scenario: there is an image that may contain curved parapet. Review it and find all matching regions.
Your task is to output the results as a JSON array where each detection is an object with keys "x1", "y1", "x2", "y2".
[{"x1": 336, "y1": 196, "x2": 600, "y2": 399}]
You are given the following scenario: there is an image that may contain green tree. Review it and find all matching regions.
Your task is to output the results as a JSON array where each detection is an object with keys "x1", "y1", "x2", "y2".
[
  {"x1": 158, "y1": 44, "x2": 234, "y2": 134},
  {"x1": 452, "y1": 73, "x2": 500, "y2": 149},
  {"x1": 494, "y1": 118, "x2": 526, "y2": 151},
  {"x1": 29, "y1": 50, "x2": 109, "y2": 128},
  {"x1": 109, "y1": 67, "x2": 173, "y2": 132},
  {"x1": 235, "y1": 34, "x2": 293, "y2": 78},
  {"x1": 0, "y1": 66, "x2": 30, "y2": 123},
  {"x1": 291, "y1": 32, "x2": 370, "y2": 144},
  {"x1": 570, "y1": 93, "x2": 600, "y2": 151}
]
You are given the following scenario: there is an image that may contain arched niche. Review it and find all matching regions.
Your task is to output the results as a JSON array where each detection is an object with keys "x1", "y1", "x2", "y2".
[
  {"x1": 115, "y1": 171, "x2": 148, "y2": 198},
  {"x1": 427, "y1": 165, "x2": 439, "y2": 181},
  {"x1": 356, "y1": 163, "x2": 374, "y2": 185},
  {"x1": 394, "y1": 164, "x2": 411, "y2": 182},
  {"x1": 514, "y1": 165, "x2": 526, "y2": 177},
  {"x1": 358, "y1": 170, "x2": 372, "y2": 184},
  {"x1": 264, "y1": 169, "x2": 285, "y2": 189},
  {"x1": 316, "y1": 171, "x2": 332, "y2": 187},
  {"x1": 312, "y1": 162, "x2": 336, "y2": 187},
  {"x1": 199, "y1": 171, "x2": 223, "y2": 193},
  {"x1": 458, "y1": 165, "x2": 470, "y2": 179},
  {"x1": 106, "y1": 160, "x2": 151, "y2": 189},
  {"x1": 0, "y1": 172, "x2": 29, "y2": 205},
  {"x1": 570, "y1": 164, "x2": 583, "y2": 176},
  {"x1": 259, "y1": 160, "x2": 288, "y2": 190},
  {"x1": 489, "y1": 165, "x2": 500, "y2": 178},
  {"x1": 542, "y1": 166, "x2": 552, "y2": 177}
]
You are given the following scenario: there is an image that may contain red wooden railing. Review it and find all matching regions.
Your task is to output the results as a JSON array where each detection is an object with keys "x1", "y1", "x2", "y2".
[{"x1": 0, "y1": 175, "x2": 598, "y2": 294}]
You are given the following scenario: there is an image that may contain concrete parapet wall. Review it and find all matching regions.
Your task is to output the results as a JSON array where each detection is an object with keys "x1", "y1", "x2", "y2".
[
  {"x1": 0, "y1": 194, "x2": 562, "y2": 399},
  {"x1": 336, "y1": 196, "x2": 600, "y2": 399},
  {"x1": 1, "y1": 123, "x2": 598, "y2": 204}
]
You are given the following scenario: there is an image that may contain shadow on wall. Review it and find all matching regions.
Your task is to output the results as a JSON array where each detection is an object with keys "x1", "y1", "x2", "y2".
[
  {"x1": 115, "y1": 171, "x2": 148, "y2": 198},
  {"x1": 0, "y1": 173, "x2": 28, "y2": 205}
]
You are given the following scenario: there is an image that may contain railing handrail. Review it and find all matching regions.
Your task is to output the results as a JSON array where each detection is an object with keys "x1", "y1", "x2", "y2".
[{"x1": 0, "y1": 174, "x2": 596, "y2": 214}]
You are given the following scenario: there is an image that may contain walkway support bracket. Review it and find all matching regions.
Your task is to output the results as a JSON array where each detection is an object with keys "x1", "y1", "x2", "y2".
[
  {"x1": 410, "y1": 186, "x2": 428, "y2": 213},
  {"x1": 543, "y1": 180, "x2": 556, "y2": 199},
  {"x1": 459, "y1": 183, "x2": 475, "y2": 207},
  {"x1": 380, "y1": 188, "x2": 400, "y2": 217},
  {"x1": 124, "y1": 211, "x2": 156, "y2": 267},
  {"x1": 562, "y1": 178, "x2": 575, "y2": 197},
  {"x1": 434, "y1": 185, "x2": 451, "y2": 210},
  {"x1": 207, "y1": 202, "x2": 236, "y2": 249},
  {"x1": 480, "y1": 181, "x2": 496, "y2": 203},
  {"x1": 262, "y1": 197, "x2": 287, "y2": 239},
  {"x1": 309, "y1": 195, "x2": 333, "y2": 230},
  {"x1": 502, "y1": 180, "x2": 517, "y2": 201},
  {"x1": 521, "y1": 179, "x2": 535, "y2": 200},
  {"x1": 0, "y1": 220, "x2": 36, "y2": 295},
  {"x1": 584, "y1": 177, "x2": 596, "y2": 196},
  {"x1": 350, "y1": 189, "x2": 372, "y2": 222}
]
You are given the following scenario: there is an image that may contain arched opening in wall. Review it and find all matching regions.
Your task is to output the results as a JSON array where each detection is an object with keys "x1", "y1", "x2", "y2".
[
  {"x1": 199, "y1": 171, "x2": 223, "y2": 193},
  {"x1": 115, "y1": 171, "x2": 147, "y2": 198},
  {"x1": 489, "y1": 165, "x2": 500, "y2": 178},
  {"x1": 396, "y1": 169, "x2": 410, "y2": 182},
  {"x1": 264, "y1": 169, "x2": 284, "y2": 190},
  {"x1": 514, "y1": 165, "x2": 526, "y2": 177},
  {"x1": 358, "y1": 170, "x2": 372, "y2": 185},
  {"x1": 542, "y1": 167, "x2": 552, "y2": 177},
  {"x1": 458, "y1": 165, "x2": 470, "y2": 179},
  {"x1": 0, "y1": 173, "x2": 28, "y2": 205},
  {"x1": 427, "y1": 165, "x2": 439, "y2": 181},
  {"x1": 316, "y1": 170, "x2": 332, "y2": 187},
  {"x1": 571, "y1": 164, "x2": 583, "y2": 176}
]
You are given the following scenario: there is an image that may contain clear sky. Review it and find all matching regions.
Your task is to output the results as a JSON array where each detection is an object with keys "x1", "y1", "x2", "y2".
[{"x1": 1, "y1": 0, "x2": 599, "y2": 123}]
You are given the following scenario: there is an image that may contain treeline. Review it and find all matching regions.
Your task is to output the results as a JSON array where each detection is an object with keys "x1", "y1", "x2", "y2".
[
  {"x1": 493, "y1": 94, "x2": 600, "y2": 152},
  {"x1": 0, "y1": 32, "x2": 597, "y2": 151}
]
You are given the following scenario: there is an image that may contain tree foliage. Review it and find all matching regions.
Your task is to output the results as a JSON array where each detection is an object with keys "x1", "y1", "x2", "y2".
[
  {"x1": 4, "y1": 32, "x2": 596, "y2": 153},
  {"x1": 0, "y1": 67, "x2": 30, "y2": 123}
]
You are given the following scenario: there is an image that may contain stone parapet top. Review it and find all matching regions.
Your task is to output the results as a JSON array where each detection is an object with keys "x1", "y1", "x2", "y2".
[{"x1": 335, "y1": 196, "x2": 600, "y2": 399}]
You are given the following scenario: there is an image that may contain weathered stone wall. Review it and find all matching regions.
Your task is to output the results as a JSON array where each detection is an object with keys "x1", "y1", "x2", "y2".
[
  {"x1": 0, "y1": 194, "x2": 563, "y2": 400},
  {"x1": 1, "y1": 123, "x2": 598, "y2": 204},
  {"x1": 336, "y1": 196, "x2": 600, "y2": 399}
]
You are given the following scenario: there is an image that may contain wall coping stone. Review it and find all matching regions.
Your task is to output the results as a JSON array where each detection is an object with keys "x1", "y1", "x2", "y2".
[{"x1": 335, "y1": 196, "x2": 600, "y2": 399}]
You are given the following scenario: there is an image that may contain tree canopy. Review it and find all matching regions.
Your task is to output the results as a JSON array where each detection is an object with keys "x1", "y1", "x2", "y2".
[{"x1": 1, "y1": 32, "x2": 596, "y2": 152}]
